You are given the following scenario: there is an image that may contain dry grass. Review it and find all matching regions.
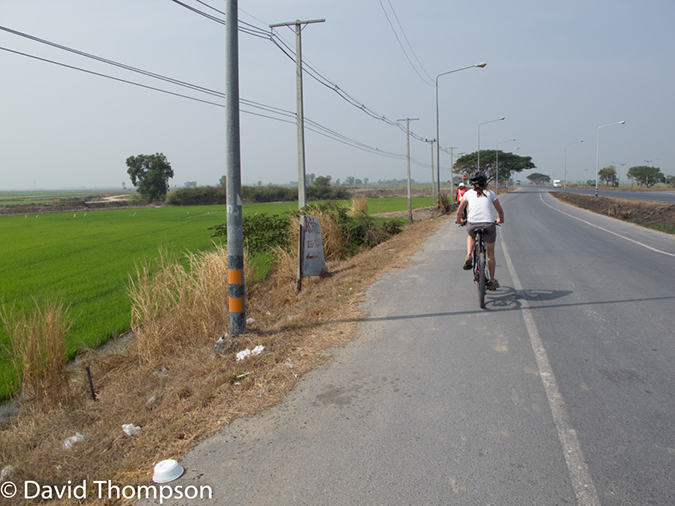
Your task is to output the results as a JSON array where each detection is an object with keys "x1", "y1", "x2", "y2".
[
  {"x1": 350, "y1": 197, "x2": 369, "y2": 215},
  {"x1": 0, "y1": 214, "x2": 448, "y2": 505},
  {"x1": 0, "y1": 299, "x2": 72, "y2": 407},
  {"x1": 288, "y1": 209, "x2": 343, "y2": 261}
]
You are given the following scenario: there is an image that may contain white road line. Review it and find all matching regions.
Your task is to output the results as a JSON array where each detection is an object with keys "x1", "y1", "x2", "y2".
[
  {"x1": 540, "y1": 192, "x2": 675, "y2": 258},
  {"x1": 501, "y1": 236, "x2": 601, "y2": 506}
]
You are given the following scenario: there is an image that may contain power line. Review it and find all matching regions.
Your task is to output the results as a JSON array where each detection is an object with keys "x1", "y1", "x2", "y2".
[
  {"x1": 169, "y1": 0, "x2": 269, "y2": 39},
  {"x1": 0, "y1": 44, "x2": 429, "y2": 168},
  {"x1": 0, "y1": 45, "x2": 225, "y2": 108},
  {"x1": 386, "y1": 0, "x2": 434, "y2": 84},
  {"x1": 1, "y1": 9, "x2": 442, "y2": 166},
  {"x1": 377, "y1": 0, "x2": 434, "y2": 86},
  {"x1": 168, "y1": 1, "x2": 436, "y2": 146}
]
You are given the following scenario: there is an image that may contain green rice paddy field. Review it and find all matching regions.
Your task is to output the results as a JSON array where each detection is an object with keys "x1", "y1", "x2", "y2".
[{"x1": 0, "y1": 197, "x2": 428, "y2": 398}]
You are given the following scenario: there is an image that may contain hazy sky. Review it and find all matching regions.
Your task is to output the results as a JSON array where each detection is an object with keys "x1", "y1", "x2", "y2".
[{"x1": 1, "y1": 0, "x2": 673, "y2": 191}]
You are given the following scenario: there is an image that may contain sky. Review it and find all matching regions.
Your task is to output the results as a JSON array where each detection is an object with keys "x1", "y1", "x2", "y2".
[{"x1": 1, "y1": 0, "x2": 674, "y2": 191}]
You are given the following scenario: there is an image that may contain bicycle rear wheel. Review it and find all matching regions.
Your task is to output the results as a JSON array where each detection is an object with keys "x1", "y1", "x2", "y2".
[{"x1": 477, "y1": 252, "x2": 486, "y2": 308}]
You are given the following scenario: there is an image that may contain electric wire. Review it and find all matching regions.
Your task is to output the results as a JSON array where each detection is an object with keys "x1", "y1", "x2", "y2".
[
  {"x1": 385, "y1": 0, "x2": 434, "y2": 84},
  {"x1": 169, "y1": 0, "x2": 269, "y2": 39},
  {"x1": 171, "y1": 0, "x2": 434, "y2": 145},
  {"x1": 1, "y1": 5, "x2": 441, "y2": 167},
  {"x1": 377, "y1": 0, "x2": 434, "y2": 86},
  {"x1": 0, "y1": 44, "x2": 430, "y2": 168}
]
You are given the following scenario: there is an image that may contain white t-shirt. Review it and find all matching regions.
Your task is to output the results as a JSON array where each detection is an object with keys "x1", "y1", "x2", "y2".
[{"x1": 461, "y1": 189, "x2": 498, "y2": 223}]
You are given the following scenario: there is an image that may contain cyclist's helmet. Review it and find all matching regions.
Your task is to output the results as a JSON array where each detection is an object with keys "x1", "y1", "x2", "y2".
[
  {"x1": 458, "y1": 182, "x2": 465, "y2": 188},
  {"x1": 469, "y1": 172, "x2": 488, "y2": 187}
]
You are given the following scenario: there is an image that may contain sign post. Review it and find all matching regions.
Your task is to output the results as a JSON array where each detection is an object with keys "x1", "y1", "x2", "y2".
[{"x1": 296, "y1": 215, "x2": 327, "y2": 292}]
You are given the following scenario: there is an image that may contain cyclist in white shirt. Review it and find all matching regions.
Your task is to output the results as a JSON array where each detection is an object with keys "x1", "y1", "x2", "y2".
[{"x1": 455, "y1": 172, "x2": 505, "y2": 290}]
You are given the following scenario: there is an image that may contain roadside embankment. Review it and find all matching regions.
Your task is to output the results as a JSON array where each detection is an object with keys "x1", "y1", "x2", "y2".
[{"x1": 551, "y1": 191, "x2": 675, "y2": 234}]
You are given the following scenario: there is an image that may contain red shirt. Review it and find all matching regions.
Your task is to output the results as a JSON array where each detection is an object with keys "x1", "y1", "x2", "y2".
[{"x1": 456, "y1": 187, "x2": 467, "y2": 203}]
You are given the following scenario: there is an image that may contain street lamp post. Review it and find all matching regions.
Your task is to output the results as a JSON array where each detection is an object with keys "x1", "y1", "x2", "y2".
[
  {"x1": 496, "y1": 138, "x2": 516, "y2": 188},
  {"x1": 596, "y1": 121, "x2": 625, "y2": 196},
  {"x1": 435, "y1": 62, "x2": 487, "y2": 207},
  {"x1": 478, "y1": 117, "x2": 505, "y2": 172},
  {"x1": 565, "y1": 140, "x2": 584, "y2": 191}
]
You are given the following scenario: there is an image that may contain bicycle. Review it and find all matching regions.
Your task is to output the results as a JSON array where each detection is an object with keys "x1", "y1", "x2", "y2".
[
  {"x1": 471, "y1": 227, "x2": 488, "y2": 308},
  {"x1": 471, "y1": 224, "x2": 499, "y2": 309}
]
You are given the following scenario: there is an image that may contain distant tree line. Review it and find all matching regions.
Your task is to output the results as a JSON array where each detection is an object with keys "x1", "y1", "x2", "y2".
[{"x1": 167, "y1": 183, "x2": 348, "y2": 206}]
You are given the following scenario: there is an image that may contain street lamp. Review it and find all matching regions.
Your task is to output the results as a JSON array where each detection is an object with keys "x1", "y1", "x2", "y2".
[
  {"x1": 478, "y1": 117, "x2": 505, "y2": 172},
  {"x1": 496, "y1": 138, "x2": 516, "y2": 188},
  {"x1": 435, "y1": 62, "x2": 487, "y2": 206},
  {"x1": 596, "y1": 121, "x2": 625, "y2": 196},
  {"x1": 564, "y1": 140, "x2": 584, "y2": 191}
]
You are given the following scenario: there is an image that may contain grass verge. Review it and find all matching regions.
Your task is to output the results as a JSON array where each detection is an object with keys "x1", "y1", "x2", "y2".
[{"x1": 0, "y1": 213, "x2": 447, "y2": 505}]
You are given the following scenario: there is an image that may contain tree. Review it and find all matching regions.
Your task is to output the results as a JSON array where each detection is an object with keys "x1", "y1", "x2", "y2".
[
  {"x1": 126, "y1": 153, "x2": 174, "y2": 202},
  {"x1": 666, "y1": 175, "x2": 675, "y2": 188},
  {"x1": 454, "y1": 150, "x2": 535, "y2": 182},
  {"x1": 219, "y1": 175, "x2": 227, "y2": 188},
  {"x1": 305, "y1": 173, "x2": 316, "y2": 186},
  {"x1": 363, "y1": 177, "x2": 369, "y2": 185},
  {"x1": 598, "y1": 165, "x2": 619, "y2": 187},
  {"x1": 627, "y1": 165, "x2": 664, "y2": 187},
  {"x1": 314, "y1": 175, "x2": 332, "y2": 187},
  {"x1": 344, "y1": 176, "x2": 355, "y2": 186},
  {"x1": 184, "y1": 181, "x2": 197, "y2": 188},
  {"x1": 526, "y1": 173, "x2": 551, "y2": 185}
]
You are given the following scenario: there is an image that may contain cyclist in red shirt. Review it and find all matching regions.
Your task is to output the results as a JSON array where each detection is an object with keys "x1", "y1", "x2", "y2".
[{"x1": 455, "y1": 182, "x2": 467, "y2": 203}]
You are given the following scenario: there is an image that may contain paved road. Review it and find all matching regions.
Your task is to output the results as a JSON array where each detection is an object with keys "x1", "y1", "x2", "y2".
[
  {"x1": 148, "y1": 187, "x2": 675, "y2": 505},
  {"x1": 551, "y1": 186, "x2": 675, "y2": 203}
]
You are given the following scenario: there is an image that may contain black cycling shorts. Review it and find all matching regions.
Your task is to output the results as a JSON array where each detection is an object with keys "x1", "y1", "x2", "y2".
[{"x1": 467, "y1": 222, "x2": 497, "y2": 244}]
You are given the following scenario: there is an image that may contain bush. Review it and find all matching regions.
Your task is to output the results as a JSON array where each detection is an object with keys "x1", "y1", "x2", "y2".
[
  {"x1": 167, "y1": 186, "x2": 226, "y2": 206},
  {"x1": 211, "y1": 213, "x2": 290, "y2": 256},
  {"x1": 242, "y1": 185, "x2": 297, "y2": 203},
  {"x1": 167, "y1": 184, "x2": 350, "y2": 206},
  {"x1": 296, "y1": 201, "x2": 405, "y2": 257},
  {"x1": 242, "y1": 185, "x2": 349, "y2": 203}
]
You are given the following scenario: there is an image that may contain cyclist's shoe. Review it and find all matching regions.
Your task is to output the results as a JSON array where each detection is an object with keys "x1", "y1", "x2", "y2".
[
  {"x1": 487, "y1": 279, "x2": 500, "y2": 290},
  {"x1": 463, "y1": 255, "x2": 473, "y2": 270}
]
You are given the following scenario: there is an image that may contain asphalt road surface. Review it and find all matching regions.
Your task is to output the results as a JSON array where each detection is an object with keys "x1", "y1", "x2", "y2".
[
  {"x1": 551, "y1": 186, "x2": 675, "y2": 204},
  {"x1": 144, "y1": 187, "x2": 675, "y2": 505}
]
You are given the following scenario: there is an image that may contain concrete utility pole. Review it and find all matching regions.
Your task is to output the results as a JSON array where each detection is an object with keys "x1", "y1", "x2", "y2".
[
  {"x1": 270, "y1": 18, "x2": 325, "y2": 209},
  {"x1": 425, "y1": 139, "x2": 436, "y2": 207},
  {"x1": 398, "y1": 118, "x2": 419, "y2": 222},
  {"x1": 449, "y1": 146, "x2": 459, "y2": 188},
  {"x1": 226, "y1": 0, "x2": 245, "y2": 337}
]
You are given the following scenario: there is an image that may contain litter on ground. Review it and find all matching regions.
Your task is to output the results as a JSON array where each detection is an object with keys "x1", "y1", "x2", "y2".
[
  {"x1": 235, "y1": 345, "x2": 265, "y2": 361},
  {"x1": 63, "y1": 432, "x2": 86, "y2": 450},
  {"x1": 122, "y1": 424, "x2": 141, "y2": 436}
]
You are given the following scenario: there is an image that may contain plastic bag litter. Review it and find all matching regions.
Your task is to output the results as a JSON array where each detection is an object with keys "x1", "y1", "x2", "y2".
[
  {"x1": 1, "y1": 465, "x2": 14, "y2": 481},
  {"x1": 236, "y1": 349, "x2": 251, "y2": 361},
  {"x1": 246, "y1": 318, "x2": 255, "y2": 324},
  {"x1": 153, "y1": 366, "x2": 169, "y2": 378},
  {"x1": 235, "y1": 345, "x2": 264, "y2": 361},
  {"x1": 63, "y1": 432, "x2": 86, "y2": 450},
  {"x1": 122, "y1": 424, "x2": 141, "y2": 436}
]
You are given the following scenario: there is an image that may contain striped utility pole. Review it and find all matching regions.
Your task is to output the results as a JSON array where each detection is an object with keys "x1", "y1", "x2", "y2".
[
  {"x1": 226, "y1": 0, "x2": 245, "y2": 336},
  {"x1": 270, "y1": 18, "x2": 325, "y2": 209}
]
